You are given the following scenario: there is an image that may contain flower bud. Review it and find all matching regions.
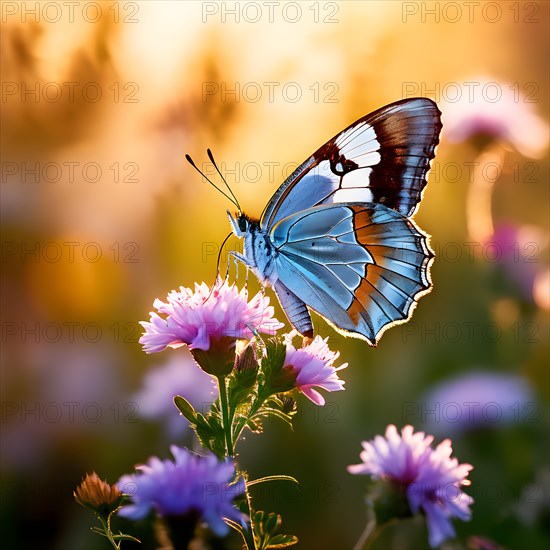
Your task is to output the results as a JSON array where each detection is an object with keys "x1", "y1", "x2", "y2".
[
  {"x1": 191, "y1": 335, "x2": 236, "y2": 376},
  {"x1": 74, "y1": 472, "x2": 123, "y2": 516},
  {"x1": 234, "y1": 343, "x2": 259, "y2": 388}
]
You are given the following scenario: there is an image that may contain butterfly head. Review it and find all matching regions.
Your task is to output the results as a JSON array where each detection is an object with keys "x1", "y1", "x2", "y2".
[
  {"x1": 228, "y1": 211, "x2": 261, "y2": 237},
  {"x1": 228, "y1": 210, "x2": 251, "y2": 237}
]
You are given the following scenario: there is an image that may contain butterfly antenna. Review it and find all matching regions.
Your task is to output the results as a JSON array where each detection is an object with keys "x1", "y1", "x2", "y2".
[
  {"x1": 217, "y1": 232, "x2": 233, "y2": 282},
  {"x1": 203, "y1": 231, "x2": 234, "y2": 303},
  {"x1": 207, "y1": 148, "x2": 241, "y2": 212},
  {"x1": 222, "y1": 248, "x2": 231, "y2": 284},
  {"x1": 185, "y1": 153, "x2": 239, "y2": 209}
]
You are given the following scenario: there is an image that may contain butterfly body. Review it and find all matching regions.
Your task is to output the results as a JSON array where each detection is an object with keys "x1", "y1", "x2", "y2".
[
  {"x1": 221, "y1": 98, "x2": 442, "y2": 345},
  {"x1": 229, "y1": 213, "x2": 279, "y2": 286}
]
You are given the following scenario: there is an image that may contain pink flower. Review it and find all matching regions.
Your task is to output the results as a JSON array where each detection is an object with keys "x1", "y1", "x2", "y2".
[
  {"x1": 140, "y1": 279, "x2": 283, "y2": 354},
  {"x1": 443, "y1": 77, "x2": 549, "y2": 158},
  {"x1": 140, "y1": 279, "x2": 284, "y2": 376},
  {"x1": 348, "y1": 425, "x2": 473, "y2": 548},
  {"x1": 283, "y1": 332, "x2": 346, "y2": 406}
]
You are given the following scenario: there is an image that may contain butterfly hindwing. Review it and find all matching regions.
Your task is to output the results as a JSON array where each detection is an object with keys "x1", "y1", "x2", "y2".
[
  {"x1": 261, "y1": 97, "x2": 442, "y2": 229},
  {"x1": 270, "y1": 203, "x2": 433, "y2": 344}
]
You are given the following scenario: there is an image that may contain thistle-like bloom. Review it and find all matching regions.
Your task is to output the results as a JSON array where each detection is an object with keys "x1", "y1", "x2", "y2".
[
  {"x1": 118, "y1": 446, "x2": 246, "y2": 537},
  {"x1": 283, "y1": 332, "x2": 346, "y2": 406},
  {"x1": 348, "y1": 425, "x2": 473, "y2": 548},
  {"x1": 140, "y1": 279, "x2": 283, "y2": 353},
  {"x1": 140, "y1": 279, "x2": 283, "y2": 375}
]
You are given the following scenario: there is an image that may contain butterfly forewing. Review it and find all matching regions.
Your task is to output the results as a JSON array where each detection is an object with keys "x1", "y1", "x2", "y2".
[{"x1": 261, "y1": 98, "x2": 442, "y2": 229}]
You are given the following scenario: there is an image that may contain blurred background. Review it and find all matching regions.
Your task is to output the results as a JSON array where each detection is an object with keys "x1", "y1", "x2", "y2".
[{"x1": 1, "y1": 1, "x2": 549, "y2": 548}]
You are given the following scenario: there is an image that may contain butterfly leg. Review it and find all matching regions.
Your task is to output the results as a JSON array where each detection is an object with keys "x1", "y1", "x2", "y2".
[{"x1": 273, "y1": 280, "x2": 313, "y2": 339}]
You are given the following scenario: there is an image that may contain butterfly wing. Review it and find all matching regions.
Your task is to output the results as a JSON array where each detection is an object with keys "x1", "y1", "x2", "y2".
[
  {"x1": 270, "y1": 203, "x2": 432, "y2": 345},
  {"x1": 261, "y1": 97, "x2": 442, "y2": 229}
]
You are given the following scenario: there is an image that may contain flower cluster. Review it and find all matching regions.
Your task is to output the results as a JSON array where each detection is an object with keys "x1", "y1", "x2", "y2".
[
  {"x1": 118, "y1": 445, "x2": 246, "y2": 537},
  {"x1": 349, "y1": 424, "x2": 473, "y2": 548},
  {"x1": 76, "y1": 275, "x2": 477, "y2": 549},
  {"x1": 139, "y1": 280, "x2": 346, "y2": 405}
]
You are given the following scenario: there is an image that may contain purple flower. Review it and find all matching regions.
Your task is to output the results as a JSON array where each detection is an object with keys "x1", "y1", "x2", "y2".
[
  {"x1": 422, "y1": 370, "x2": 535, "y2": 435},
  {"x1": 487, "y1": 223, "x2": 546, "y2": 303},
  {"x1": 140, "y1": 279, "x2": 283, "y2": 354},
  {"x1": 348, "y1": 425, "x2": 473, "y2": 548},
  {"x1": 283, "y1": 332, "x2": 346, "y2": 406},
  {"x1": 442, "y1": 77, "x2": 549, "y2": 158},
  {"x1": 118, "y1": 446, "x2": 246, "y2": 536},
  {"x1": 133, "y1": 354, "x2": 217, "y2": 436}
]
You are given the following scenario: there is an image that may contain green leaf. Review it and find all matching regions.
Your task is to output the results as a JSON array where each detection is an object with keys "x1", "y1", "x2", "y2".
[
  {"x1": 252, "y1": 407, "x2": 294, "y2": 429},
  {"x1": 225, "y1": 517, "x2": 246, "y2": 535},
  {"x1": 259, "y1": 339, "x2": 296, "y2": 397},
  {"x1": 246, "y1": 417, "x2": 264, "y2": 434},
  {"x1": 186, "y1": 400, "x2": 227, "y2": 458},
  {"x1": 265, "y1": 534, "x2": 299, "y2": 548},
  {"x1": 226, "y1": 518, "x2": 255, "y2": 550},
  {"x1": 112, "y1": 533, "x2": 141, "y2": 542},
  {"x1": 252, "y1": 511, "x2": 298, "y2": 550},
  {"x1": 174, "y1": 395, "x2": 198, "y2": 424}
]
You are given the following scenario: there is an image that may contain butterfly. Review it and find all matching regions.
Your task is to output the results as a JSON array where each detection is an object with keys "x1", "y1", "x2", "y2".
[{"x1": 187, "y1": 98, "x2": 442, "y2": 346}]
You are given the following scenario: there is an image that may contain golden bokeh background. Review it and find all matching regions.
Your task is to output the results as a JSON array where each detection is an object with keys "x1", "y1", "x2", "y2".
[{"x1": 1, "y1": 2, "x2": 549, "y2": 548}]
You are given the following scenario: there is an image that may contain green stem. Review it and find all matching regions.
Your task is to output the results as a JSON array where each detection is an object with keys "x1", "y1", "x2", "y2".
[
  {"x1": 243, "y1": 479, "x2": 258, "y2": 550},
  {"x1": 353, "y1": 514, "x2": 375, "y2": 550},
  {"x1": 97, "y1": 513, "x2": 120, "y2": 550},
  {"x1": 354, "y1": 511, "x2": 396, "y2": 550},
  {"x1": 217, "y1": 375, "x2": 234, "y2": 456}
]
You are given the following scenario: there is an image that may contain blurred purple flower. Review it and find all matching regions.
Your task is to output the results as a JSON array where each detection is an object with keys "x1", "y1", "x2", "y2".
[
  {"x1": 283, "y1": 332, "x2": 346, "y2": 406},
  {"x1": 348, "y1": 424, "x2": 473, "y2": 548},
  {"x1": 443, "y1": 78, "x2": 549, "y2": 158},
  {"x1": 133, "y1": 354, "x2": 216, "y2": 436},
  {"x1": 140, "y1": 278, "x2": 283, "y2": 354},
  {"x1": 118, "y1": 445, "x2": 245, "y2": 536},
  {"x1": 422, "y1": 370, "x2": 535, "y2": 435},
  {"x1": 487, "y1": 223, "x2": 547, "y2": 302}
]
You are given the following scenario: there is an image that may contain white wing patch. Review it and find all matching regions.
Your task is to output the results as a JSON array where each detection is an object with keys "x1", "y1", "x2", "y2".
[
  {"x1": 334, "y1": 122, "x2": 381, "y2": 163},
  {"x1": 341, "y1": 168, "x2": 373, "y2": 187}
]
